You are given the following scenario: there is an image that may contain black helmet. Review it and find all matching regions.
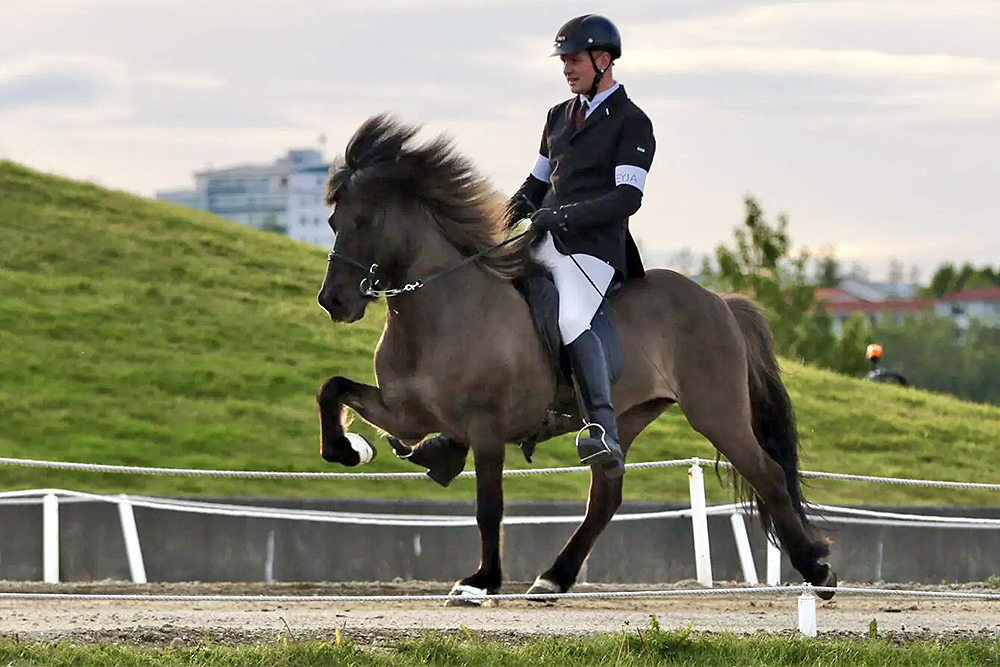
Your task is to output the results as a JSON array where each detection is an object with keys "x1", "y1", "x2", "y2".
[{"x1": 551, "y1": 14, "x2": 622, "y2": 60}]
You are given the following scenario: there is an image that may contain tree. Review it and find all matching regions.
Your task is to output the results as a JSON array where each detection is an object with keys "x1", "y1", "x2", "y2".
[
  {"x1": 815, "y1": 245, "x2": 841, "y2": 288},
  {"x1": 924, "y1": 262, "x2": 1000, "y2": 297},
  {"x1": 925, "y1": 263, "x2": 957, "y2": 298},
  {"x1": 701, "y1": 194, "x2": 871, "y2": 375},
  {"x1": 872, "y1": 315, "x2": 1000, "y2": 405},
  {"x1": 707, "y1": 195, "x2": 816, "y2": 353}
]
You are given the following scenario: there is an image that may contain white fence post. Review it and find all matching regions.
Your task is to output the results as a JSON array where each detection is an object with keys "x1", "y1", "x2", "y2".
[
  {"x1": 42, "y1": 493, "x2": 59, "y2": 583},
  {"x1": 766, "y1": 540, "x2": 782, "y2": 585},
  {"x1": 798, "y1": 593, "x2": 817, "y2": 636},
  {"x1": 117, "y1": 495, "x2": 147, "y2": 584},
  {"x1": 729, "y1": 513, "x2": 759, "y2": 584},
  {"x1": 688, "y1": 459, "x2": 713, "y2": 587}
]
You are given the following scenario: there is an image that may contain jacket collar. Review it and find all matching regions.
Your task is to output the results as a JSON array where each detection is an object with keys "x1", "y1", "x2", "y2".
[
  {"x1": 578, "y1": 82, "x2": 621, "y2": 118},
  {"x1": 571, "y1": 84, "x2": 627, "y2": 139}
]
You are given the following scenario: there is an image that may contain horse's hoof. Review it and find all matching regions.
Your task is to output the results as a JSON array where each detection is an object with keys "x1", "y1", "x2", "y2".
[
  {"x1": 445, "y1": 583, "x2": 488, "y2": 607},
  {"x1": 406, "y1": 437, "x2": 468, "y2": 487},
  {"x1": 345, "y1": 433, "x2": 375, "y2": 465},
  {"x1": 525, "y1": 576, "x2": 561, "y2": 604},
  {"x1": 815, "y1": 565, "x2": 838, "y2": 600}
]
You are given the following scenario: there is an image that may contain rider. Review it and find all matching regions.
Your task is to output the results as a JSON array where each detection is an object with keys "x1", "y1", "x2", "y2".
[{"x1": 506, "y1": 14, "x2": 656, "y2": 479}]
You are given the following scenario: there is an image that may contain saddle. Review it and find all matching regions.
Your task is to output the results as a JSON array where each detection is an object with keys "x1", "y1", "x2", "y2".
[{"x1": 513, "y1": 260, "x2": 625, "y2": 388}]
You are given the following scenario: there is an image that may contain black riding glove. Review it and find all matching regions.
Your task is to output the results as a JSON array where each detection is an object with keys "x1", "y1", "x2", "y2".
[
  {"x1": 505, "y1": 175, "x2": 548, "y2": 227},
  {"x1": 530, "y1": 207, "x2": 568, "y2": 234}
]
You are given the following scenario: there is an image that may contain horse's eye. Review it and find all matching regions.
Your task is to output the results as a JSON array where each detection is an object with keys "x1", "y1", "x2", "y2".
[{"x1": 355, "y1": 214, "x2": 372, "y2": 228}]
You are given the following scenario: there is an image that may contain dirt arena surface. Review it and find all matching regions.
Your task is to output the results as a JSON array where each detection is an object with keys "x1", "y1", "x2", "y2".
[{"x1": 1, "y1": 580, "x2": 999, "y2": 645}]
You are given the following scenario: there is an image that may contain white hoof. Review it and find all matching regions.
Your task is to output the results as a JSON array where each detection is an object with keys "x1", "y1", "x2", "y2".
[
  {"x1": 525, "y1": 576, "x2": 560, "y2": 602},
  {"x1": 445, "y1": 583, "x2": 487, "y2": 607},
  {"x1": 345, "y1": 433, "x2": 374, "y2": 465}
]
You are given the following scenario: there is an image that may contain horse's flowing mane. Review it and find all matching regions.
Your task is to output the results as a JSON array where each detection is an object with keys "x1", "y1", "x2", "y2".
[{"x1": 326, "y1": 114, "x2": 530, "y2": 279}]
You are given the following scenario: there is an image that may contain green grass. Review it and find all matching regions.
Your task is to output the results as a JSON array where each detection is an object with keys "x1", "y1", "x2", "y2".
[
  {"x1": 2, "y1": 625, "x2": 998, "y2": 666},
  {"x1": 2, "y1": 160, "x2": 1000, "y2": 505}
]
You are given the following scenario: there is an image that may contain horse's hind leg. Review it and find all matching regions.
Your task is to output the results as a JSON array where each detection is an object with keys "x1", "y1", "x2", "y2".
[
  {"x1": 527, "y1": 399, "x2": 670, "y2": 598},
  {"x1": 317, "y1": 376, "x2": 424, "y2": 466},
  {"x1": 684, "y1": 397, "x2": 833, "y2": 592}
]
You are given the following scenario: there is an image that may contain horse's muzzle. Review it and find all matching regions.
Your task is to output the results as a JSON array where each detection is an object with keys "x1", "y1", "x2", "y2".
[{"x1": 318, "y1": 291, "x2": 366, "y2": 323}]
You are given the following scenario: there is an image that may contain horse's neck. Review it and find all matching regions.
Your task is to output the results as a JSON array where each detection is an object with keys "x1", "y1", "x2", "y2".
[{"x1": 382, "y1": 235, "x2": 522, "y2": 341}]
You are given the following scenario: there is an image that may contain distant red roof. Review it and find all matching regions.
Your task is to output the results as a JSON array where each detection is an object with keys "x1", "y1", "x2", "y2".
[
  {"x1": 939, "y1": 287, "x2": 1000, "y2": 302},
  {"x1": 821, "y1": 299, "x2": 936, "y2": 316},
  {"x1": 813, "y1": 287, "x2": 861, "y2": 304}
]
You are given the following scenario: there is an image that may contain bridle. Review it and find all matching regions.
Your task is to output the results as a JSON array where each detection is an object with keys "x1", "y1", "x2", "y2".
[{"x1": 326, "y1": 227, "x2": 533, "y2": 299}]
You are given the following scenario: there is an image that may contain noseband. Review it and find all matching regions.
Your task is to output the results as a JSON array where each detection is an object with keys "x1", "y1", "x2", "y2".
[{"x1": 326, "y1": 252, "x2": 422, "y2": 299}]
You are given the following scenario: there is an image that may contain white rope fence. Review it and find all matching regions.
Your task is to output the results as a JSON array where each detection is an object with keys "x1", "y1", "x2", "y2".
[
  {"x1": 0, "y1": 456, "x2": 695, "y2": 480},
  {"x1": 4, "y1": 454, "x2": 1000, "y2": 490},
  {"x1": 1, "y1": 454, "x2": 998, "y2": 637},
  {"x1": 1, "y1": 585, "x2": 998, "y2": 603}
]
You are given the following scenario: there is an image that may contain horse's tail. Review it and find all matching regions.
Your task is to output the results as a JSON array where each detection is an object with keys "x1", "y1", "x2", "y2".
[{"x1": 724, "y1": 295, "x2": 814, "y2": 542}]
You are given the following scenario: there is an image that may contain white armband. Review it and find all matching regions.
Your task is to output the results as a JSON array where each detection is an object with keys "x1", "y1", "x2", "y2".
[
  {"x1": 615, "y1": 164, "x2": 648, "y2": 192},
  {"x1": 531, "y1": 154, "x2": 551, "y2": 183}
]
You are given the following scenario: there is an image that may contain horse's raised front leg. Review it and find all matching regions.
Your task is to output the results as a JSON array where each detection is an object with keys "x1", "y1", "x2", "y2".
[
  {"x1": 317, "y1": 376, "x2": 421, "y2": 466},
  {"x1": 446, "y1": 443, "x2": 505, "y2": 606},
  {"x1": 527, "y1": 399, "x2": 671, "y2": 599}
]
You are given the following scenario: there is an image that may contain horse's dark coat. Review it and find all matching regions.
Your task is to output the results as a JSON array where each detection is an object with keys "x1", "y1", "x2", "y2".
[{"x1": 314, "y1": 114, "x2": 837, "y2": 600}]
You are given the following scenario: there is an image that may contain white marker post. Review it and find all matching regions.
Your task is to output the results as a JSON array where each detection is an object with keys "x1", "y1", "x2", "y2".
[
  {"x1": 42, "y1": 493, "x2": 59, "y2": 583},
  {"x1": 766, "y1": 540, "x2": 782, "y2": 585},
  {"x1": 117, "y1": 495, "x2": 147, "y2": 584},
  {"x1": 729, "y1": 513, "x2": 759, "y2": 584},
  {"x1": 798, "y1": 593, "x2": 817, "y2": 637},
  {"x1": 688, "y1": 460, "x2": 713, "y2": 587}
]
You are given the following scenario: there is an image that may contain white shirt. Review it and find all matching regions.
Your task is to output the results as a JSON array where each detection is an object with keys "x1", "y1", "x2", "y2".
[{"x1": 578, "y1": 81, "x2": 621, "y2": 119}]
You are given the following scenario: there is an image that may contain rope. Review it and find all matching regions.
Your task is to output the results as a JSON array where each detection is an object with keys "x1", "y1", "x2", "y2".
[
  {"x1": 0, "y1": 456, "x2": 696, "y2": 480},
  {"x1": 0, "y1": 488, "x2": 744, "y2": 527},
  {"x1": 0, "y1": 455, "x2": 997, "y2": 491},
  {"x1": 0, "y1": 585, "x2": 997, "y2": 603},
  {"x1": 811, "y1": 503, "x2": 1000, "y2": 527},
  {"x1": 800, "y1": 470, "x2": 1000, "y2": 491}
]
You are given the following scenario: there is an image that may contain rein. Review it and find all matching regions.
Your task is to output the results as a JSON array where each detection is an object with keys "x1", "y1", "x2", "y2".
[{"x1": 328, "y1": 228, "x2": 533, "y2": 299}]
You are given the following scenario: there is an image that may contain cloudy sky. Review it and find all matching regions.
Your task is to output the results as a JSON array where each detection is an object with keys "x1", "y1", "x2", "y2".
[{"x1": 2, "y1": 0, "x2": 997, "y2": 280}]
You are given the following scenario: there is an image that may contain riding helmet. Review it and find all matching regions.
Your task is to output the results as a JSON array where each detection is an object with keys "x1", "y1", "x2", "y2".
[{"x1": 551, "y1": 14, "x2": 622, "y2": 60}]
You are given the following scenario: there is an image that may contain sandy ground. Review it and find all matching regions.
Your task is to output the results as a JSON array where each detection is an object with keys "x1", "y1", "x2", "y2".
[{"x1": 1, "y1": 581, "x2": 999, "y2": 645}]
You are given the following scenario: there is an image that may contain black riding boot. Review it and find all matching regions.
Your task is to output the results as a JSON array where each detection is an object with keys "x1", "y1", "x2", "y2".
[{"x1": 566, "y1": 328, "x2": 625, "y2": 479}]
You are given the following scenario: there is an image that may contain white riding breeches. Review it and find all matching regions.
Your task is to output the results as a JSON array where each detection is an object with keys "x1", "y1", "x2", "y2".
[{"x1": 531, "y1": 231, "x2": 615, "y2": 344}]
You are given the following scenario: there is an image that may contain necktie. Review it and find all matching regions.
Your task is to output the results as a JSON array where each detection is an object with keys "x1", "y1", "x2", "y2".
[{"x1": 575, "y1": 101, "x2": 588, "y2": 130}]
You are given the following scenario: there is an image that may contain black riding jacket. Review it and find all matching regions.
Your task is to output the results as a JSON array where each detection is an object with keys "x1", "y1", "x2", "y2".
[{"x1": 507, "y1": 85, "x2": 655, "y2": 279}]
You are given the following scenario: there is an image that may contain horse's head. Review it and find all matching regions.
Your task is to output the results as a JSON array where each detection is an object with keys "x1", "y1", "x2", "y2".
[
  {"x1": 318, "y1": 115, "x2": 421, "y2": 322},
  {"x1": 318, "y1": 113, "x2": 529, "y2": 322}
]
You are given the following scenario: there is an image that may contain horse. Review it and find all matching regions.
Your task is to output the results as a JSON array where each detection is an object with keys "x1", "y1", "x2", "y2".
[{"x1": 315, "y1": 113, "x2": 837, "y2": 604}]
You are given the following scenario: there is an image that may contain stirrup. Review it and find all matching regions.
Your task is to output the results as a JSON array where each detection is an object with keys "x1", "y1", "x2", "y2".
[
  {"x1": 574, "y1": 425, "x2": 625, "y2": 479},
  {"x1": 574, "y1": 423, "x2": 611, "y2": 463}
]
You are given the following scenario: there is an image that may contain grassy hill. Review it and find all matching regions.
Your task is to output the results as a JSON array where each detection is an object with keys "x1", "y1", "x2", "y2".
[{"x1": 2, "y1": 161, "x2": 999, "y2": 506}]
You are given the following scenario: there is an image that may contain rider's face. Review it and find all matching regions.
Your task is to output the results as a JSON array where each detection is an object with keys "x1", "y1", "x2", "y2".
[{"x1": 561, "y1": 50, "x2": 610, "y2": 96}]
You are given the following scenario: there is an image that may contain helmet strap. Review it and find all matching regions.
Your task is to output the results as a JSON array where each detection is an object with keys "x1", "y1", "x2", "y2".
[{"x1": 586, "y1": 50, "x2": 606, "y2": 99}]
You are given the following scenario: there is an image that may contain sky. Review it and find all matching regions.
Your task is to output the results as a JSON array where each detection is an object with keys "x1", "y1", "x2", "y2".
[{"x1": 2, "y1": 0, "x2": 998, "y2": 282}]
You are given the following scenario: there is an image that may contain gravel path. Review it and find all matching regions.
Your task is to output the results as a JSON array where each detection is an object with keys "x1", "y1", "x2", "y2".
[{"x1": 1, "y1": 581, "x2": 998, "y2": 645}]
